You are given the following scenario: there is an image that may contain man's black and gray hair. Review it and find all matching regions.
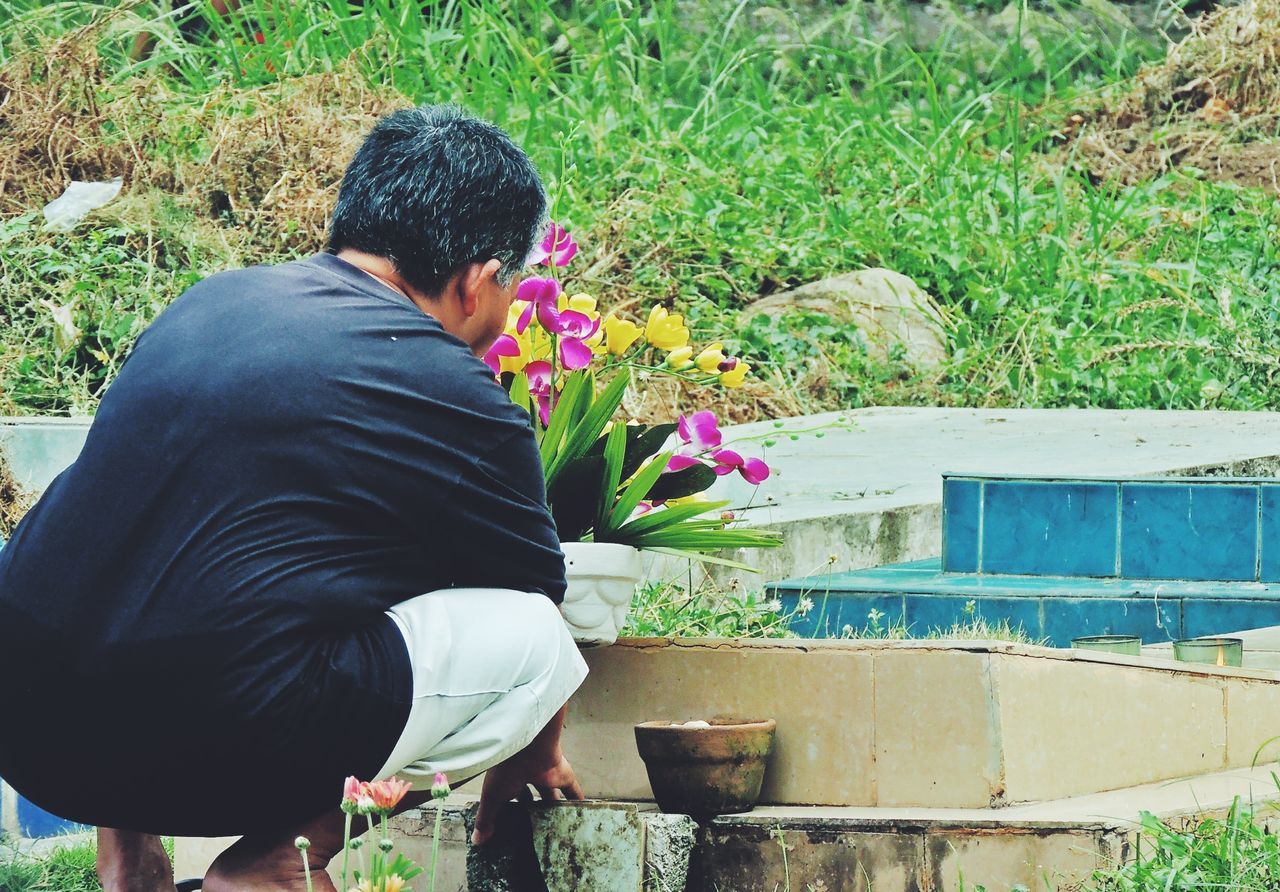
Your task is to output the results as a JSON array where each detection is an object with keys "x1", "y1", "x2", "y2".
[{"x1": 328, "y1": 105, "x2": 546, "y2": 296}]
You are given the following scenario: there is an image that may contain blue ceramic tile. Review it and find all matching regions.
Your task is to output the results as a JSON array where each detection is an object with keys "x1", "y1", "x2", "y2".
[
  {"x1": 1042, "y1": 596, "x2": 1181, "y2": 646},
  {"x1": 11, "y1": 792, "x2": 85, "y2": 838},
  {"x1": 972, "y1": 596, "x2": 1045, "y2": 641},
  {"x1": 1182, "y1": 598, "x2": 1275, "y2": 639},
  {"x1": 903, "y1": 594, "x2": 988, "y2": 637},
  {"x1": 942, "y1": 478, "x2": 981, "y2": 573},
  {"x1": 1121, "y1": 483, "x2": 1258, "y2": 581},
  {"x1": 778, "y1": 591, "x2": 905, "y2": 638},
  {"x1": 981, "y1": 481, "x2": 1118, "y2": 577},
  {"x1": 1262, "y1": 486, "x2": 1280, "y2": 582}
]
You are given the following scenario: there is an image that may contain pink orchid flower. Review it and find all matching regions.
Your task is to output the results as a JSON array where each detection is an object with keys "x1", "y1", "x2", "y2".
[
  {"x1": 515, "y1": 276, "x2": 561, "y2": 335},
  {"x1": 526, "y1": 360, "x2": 554, "y2": 426},
  {"x1": 527, "y1": 222, "x2": 578, "y2": 267},
  {"x1": 483, "y1": 333, "x2": 522, "y2": 375},
  {"x1": 543, "y1": 309, "x2": 601, "y2": 370},
  {"x1": 666, "y1": 411, "x2": 771, "y2": 484},
  {"x1": 514, "y1": 276, "x2": 600, "y2": 370},
  {"x1": 667, "y1": 410, "x2": 724, "y2": 472}
]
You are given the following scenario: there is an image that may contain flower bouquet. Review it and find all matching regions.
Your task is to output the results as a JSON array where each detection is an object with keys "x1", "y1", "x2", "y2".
[{"x1": 482, "y1": 222, "x2": 782, "y2": 642}]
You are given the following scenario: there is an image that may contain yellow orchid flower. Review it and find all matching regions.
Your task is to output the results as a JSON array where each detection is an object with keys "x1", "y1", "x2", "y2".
[
  {"x1": 602, "y1": 314, "x2": 644, "y2": 355},
  {"x1": 666, "y1": 346, "x2": 694, "y2": 370},
  {"x1": 564, "y1": 292, "x2": 598, "y2": 316},
  {"x1": 719, "y1": 357, "x2": 751, "y2": 388},
  {"x1": 645, "y1": 306, "x2": 690, "y2": 352},
  {"x1": 695, "y1": 342, "x2": 727, "y2": 374}
]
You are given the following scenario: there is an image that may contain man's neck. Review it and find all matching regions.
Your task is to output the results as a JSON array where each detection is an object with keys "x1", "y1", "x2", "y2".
[{"x1": 334, "y1": 249, "x2": 414, "y2": 301}]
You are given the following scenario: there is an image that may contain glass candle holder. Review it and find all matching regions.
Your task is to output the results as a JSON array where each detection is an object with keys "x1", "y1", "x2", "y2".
[
  {"x1": 1071, "y1": 635, "x2": 1142, "y2": 656},
  {"x1": 1172, "y1": 637, "x2": 1244, "y2": 668}
]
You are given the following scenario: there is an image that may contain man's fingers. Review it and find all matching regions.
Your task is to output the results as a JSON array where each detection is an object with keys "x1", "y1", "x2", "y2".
[
  {"x1": 563, "y1": 775, "x2": 585, "y2": 801},
  {"x1": 471, "y1": 802, "x2": 494, "y2": 847},
  {"x1": 517, "y1": 786, "x2": 535, "y2": 804}
]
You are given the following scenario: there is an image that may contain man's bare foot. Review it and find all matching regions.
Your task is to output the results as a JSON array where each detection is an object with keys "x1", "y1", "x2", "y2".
[
  {"x1": 203, "y1": 836, "x2": 337, "y2": 892},
  {"x1": 96, "y1": 828, "x2": 175, "y2": 892}
]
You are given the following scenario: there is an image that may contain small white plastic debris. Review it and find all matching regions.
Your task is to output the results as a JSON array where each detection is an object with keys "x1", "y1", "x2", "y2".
[
  {"x1": 43, "y1": 178, "x2": 123, "y2": 231},
  {"x1": 39, "y1": 299, "x2": 80, "y2": 354}
]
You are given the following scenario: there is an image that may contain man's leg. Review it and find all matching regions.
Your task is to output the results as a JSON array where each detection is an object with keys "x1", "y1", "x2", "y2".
[
  {"x1": 209, "y1": 589, "x2": 586, "y2": 890},
  {"x1": 201, "y1": 792, "x2": 433, "y2": 892},
  {"x1": 96, "y1": 828, "x2": 175, "y2": 892}
]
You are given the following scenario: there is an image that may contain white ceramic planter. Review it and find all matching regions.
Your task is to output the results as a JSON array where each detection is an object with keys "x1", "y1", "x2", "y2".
[{"x1": 560, "y1": 542, "x2": 643, "y2": 646}]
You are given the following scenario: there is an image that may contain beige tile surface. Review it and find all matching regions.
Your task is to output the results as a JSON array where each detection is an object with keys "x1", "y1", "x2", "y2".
[
  {"x1": 927, "y1": 829, "x2": 1110, "y2": 892},
  {"x1": 996, "y1": 654, "x2": 1227, "y2": 801},
  {"x1": 1225, "y1": 678, "x2": 1280, "y2": 767},
  {"x1": 872, "y1": 649, "x2": 1004, "y2": 808},
  {"x1": 566, "y1": 640, "x2": 876, "y2": 805}
]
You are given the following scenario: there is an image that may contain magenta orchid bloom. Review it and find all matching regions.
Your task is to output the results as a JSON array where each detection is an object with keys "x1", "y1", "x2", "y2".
[
  {"x1": 527, "y1": 222, "x2": 578, "y2": 267},
  {"x1": 666, "y1": 410, "x2": 771, "y2": 484},
  {"x1": 483, "y1": 333, "x2": 521, "y2": 375},
  {"x1": 544, "y1": 309, "x2": 602, "y2": 370},
  {"x1": 515, "y1": 276, "x2": 561, "y2": 334},
  {"x1": 515, "y1": 276, "x2": 600, "y2": 370},
  {"x1": 525, "y1": 360, "x2": 554, "y2": 426},
  {"x1": 707, "y1": 448, "x2": 771, "y2": 484}
]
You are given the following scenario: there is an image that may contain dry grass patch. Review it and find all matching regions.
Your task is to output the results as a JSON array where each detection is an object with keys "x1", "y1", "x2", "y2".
[
  {"x1": 0, "y1": 24, "x2": 411, "y2": 257},
  {"x1": 1064, "y1": 0, "x2": 1280, "y2": 190}
]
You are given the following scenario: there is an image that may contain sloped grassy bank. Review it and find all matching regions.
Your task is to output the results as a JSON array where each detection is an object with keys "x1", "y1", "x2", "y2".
[{"x1": 2, "y1": 1, "x2": 1279, "y2": 419}]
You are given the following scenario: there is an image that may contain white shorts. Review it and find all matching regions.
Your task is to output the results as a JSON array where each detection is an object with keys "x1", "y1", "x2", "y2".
[{"x1": 372, "y1": 588, "x2": 588, "y2": 786}]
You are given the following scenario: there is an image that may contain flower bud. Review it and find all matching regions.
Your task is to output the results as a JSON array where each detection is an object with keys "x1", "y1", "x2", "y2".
[
  {"x1": 666, "y1": 346, "x2": 694, "y2": 370},
  {"x1": 294, "y1": 836, "x2": 311, "y2": 851},
  {"x1": 431, "y1": 772, "x2": 451, "y2": 800},
  {"x1": 379, "y1": 838, "x2": 395, "y2": 852}
]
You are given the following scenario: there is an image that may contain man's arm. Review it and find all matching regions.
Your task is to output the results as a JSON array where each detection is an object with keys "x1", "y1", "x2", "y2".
[{"x1": 471, "y1": 702, "x2": 582, "y2": 845}]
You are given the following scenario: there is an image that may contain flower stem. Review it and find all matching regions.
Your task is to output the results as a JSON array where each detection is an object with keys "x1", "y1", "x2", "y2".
[
  {"x1": 301, "y1": 849, "x2": 314, "y2": 892},
  {"x1": 341, "y1": 813, "x2": 352, "y2": 891},
  {"x1": 429, "y1": 800, "x2": 445, "y2": 892}
]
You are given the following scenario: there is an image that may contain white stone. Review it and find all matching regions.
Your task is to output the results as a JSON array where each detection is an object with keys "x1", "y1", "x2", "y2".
[{"x1": 748, "y1": 268, "x2": 948, "y2": 368}]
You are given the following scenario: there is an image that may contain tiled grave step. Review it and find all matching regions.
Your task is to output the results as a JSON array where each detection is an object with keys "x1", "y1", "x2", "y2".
[
  {"x1": 944, "y1": 474, "x2": 1280, "y2": 581},
  {"x1": 171, "y1": 764, "x2": 1280, "y2": 892},
  {"x1": 0, "y1": 779, "x2": 86, "y2": 840},
  {"x1": 769, "y1": 558, "x2": 1280, "y2": 644}
]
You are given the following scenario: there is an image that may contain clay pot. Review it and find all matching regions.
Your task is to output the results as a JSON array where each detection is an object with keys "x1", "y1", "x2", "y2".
[{"x1": 634, "y1": 719, "x2": 777, "y2": 817}]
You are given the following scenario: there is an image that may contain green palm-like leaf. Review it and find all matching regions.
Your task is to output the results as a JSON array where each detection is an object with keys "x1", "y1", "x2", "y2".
[
  {"x1": 543, "y1": 372, "x2": 629, "y2": 488},
  {"x1": 539, "y1": 371, "x2": 590, "y2": 468},
  {"x1": 597, "y1": 421, "x2": 628, "y2": 528},
  {"x1": 605, "y1": 449, "x2": 673, "y2": 531}
]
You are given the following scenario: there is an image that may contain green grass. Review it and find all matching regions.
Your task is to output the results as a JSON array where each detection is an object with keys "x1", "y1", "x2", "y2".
[
  {"x1": 1084, "y1": 799, "x2": 1280, "y2": 892},
  {"x1": 0, "y1": 837, "x2": 101, "y2": 892},
  {"x1": 2, "y1": 0, "x2": 1278, "y2": 418},
  {"x1": 622, "y1": 579, "x2": 795, "y2": 638}
]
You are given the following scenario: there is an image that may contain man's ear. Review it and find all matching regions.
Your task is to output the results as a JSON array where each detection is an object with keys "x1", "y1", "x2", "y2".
[{"x1": 458, "y1": 259, "x2": 505, "y2": 318}]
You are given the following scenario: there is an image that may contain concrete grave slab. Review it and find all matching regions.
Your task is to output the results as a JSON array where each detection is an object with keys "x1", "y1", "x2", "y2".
[{"x1": 704, "y1": 407, "x2": 1280, "y2": 583}]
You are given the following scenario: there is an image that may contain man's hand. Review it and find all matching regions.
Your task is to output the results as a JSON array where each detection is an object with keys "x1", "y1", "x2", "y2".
[{"x1": 472, "y1": 704, "x2": 583, "y2": 846}]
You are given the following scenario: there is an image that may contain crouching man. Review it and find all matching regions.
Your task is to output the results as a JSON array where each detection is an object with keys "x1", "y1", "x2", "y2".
[{"x1": 0, "y1": 105, "x2": 585, "y2": 891}]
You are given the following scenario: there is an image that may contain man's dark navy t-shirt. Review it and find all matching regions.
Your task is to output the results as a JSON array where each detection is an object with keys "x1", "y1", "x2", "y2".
[{"x1": 0, "y1": 254, "x2": 565, "y2": 835}]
